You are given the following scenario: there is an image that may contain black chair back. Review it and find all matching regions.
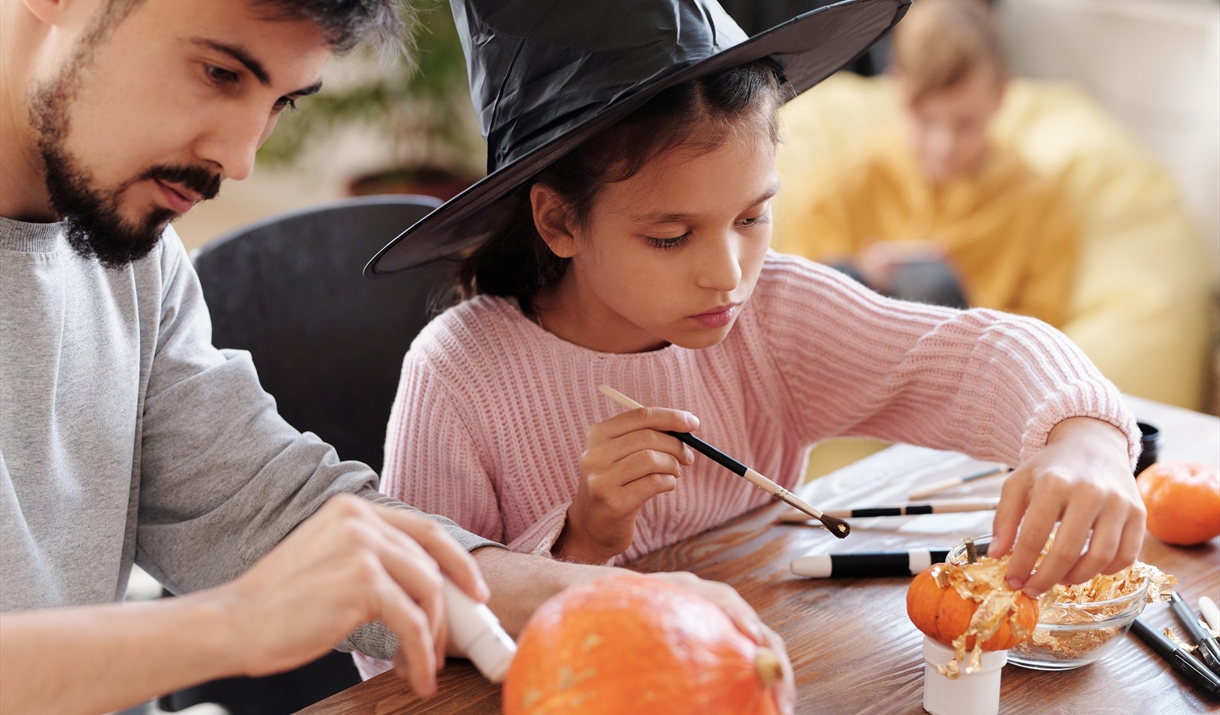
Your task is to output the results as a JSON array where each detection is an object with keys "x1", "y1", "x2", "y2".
[
  {"x1": 163, "y1": 195, "x2": 452, "y2": 715},
  {"x1": 193, "y1": 195, "x2": 452, "y2": 473}
]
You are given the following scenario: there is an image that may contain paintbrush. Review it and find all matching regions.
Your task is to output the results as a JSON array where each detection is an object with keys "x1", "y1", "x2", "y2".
[
  {"x1": 598, "y1": 385, "x2": 850, "y2": 538},
  {"x1": 776, "y1": 497, "x2": 1000, "y2": 523},
  {"x1": 906, "y1": 465, "x2": 1011, "y2": 500}
]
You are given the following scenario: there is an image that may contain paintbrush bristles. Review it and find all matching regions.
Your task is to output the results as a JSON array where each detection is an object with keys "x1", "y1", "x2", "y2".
[{"x1": 821, "y1": 514, "x2": 851, "y2": 538}]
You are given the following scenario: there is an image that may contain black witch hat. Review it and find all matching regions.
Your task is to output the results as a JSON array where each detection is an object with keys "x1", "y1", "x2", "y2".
[{"x1": 366, "y1": 0, "x2": 909, "y2": 276}]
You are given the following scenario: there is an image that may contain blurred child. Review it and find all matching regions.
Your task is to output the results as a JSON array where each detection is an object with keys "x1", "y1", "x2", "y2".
[{"x1": 781, "y1": 0, "x2": 1079, "y2": 327}]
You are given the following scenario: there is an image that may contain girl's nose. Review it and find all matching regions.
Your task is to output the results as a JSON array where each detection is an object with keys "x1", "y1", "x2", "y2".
[{"x1": 695, "y1": 232, "x2": 743, "y2": 292}]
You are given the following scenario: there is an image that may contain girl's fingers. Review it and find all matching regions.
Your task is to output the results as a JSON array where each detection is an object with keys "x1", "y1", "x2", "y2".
[
  {"x1": 1100, "y1": 507, "x2": 1145, "y2": 576},
  {"x1": 590, "y1": 427, "x2": 692, "y2": 467},
  {"x1": 990, "y1": 468, "x2": 1031, "y2": 558},
  {"x1": 1023, "y1": 492, "x2": 1100, "y2": 595},
  {"x1": 1060, "y1": 496, "x2": 1127, "y2": 586},
  {"x1": 1004, "y1": 484, "x2": 1064, "y2": 591},
  {"x1": 589, "y1": 407, "x2": 699, "y2": 442},
  {"x1": 617, "y1": 449, "x2": 684, "y2": 488},
  {"x1": 619, "y1": 472, "x2": 678, "y2": 509}
]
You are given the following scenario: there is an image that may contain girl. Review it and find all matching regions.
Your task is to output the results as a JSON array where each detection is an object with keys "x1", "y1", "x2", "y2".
[{"x1": 362, "y1": 0, "x2": 1142, "y2": 679}]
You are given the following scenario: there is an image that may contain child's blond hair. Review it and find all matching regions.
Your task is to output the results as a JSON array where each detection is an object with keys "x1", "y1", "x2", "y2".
[{"x1": 890, "y1": 0, "x2": 1007, "y2": 103}]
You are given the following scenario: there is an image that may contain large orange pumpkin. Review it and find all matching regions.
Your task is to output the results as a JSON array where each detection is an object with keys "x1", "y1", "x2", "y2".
[
  {"x1": 1137, "y1": 461, "x2": 1220, "y2": 546},
  {"x1": 503, "y1": 575, "x2": 781, "y2": 715},
  {"x1": 906, "y1": 561, "x2": 1039, "y2": 651}
]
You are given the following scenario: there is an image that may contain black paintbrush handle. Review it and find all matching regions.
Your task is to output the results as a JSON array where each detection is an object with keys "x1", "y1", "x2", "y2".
[
  {"x1": 666, "y1": 430, "x2": 748, "y2": 477},
  {"x1": 849, "y1": 505, "x2": 936, "y2": 517}
]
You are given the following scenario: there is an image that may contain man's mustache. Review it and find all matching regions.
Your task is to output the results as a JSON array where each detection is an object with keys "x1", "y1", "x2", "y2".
[{"x1": 141, "y1": 164, "x2": 221, "y2": 202}]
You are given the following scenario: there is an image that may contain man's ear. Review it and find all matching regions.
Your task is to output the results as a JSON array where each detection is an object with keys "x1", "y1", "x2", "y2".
[{"x1": 530, "y1": 184, "x2": 581, "y2": 259}]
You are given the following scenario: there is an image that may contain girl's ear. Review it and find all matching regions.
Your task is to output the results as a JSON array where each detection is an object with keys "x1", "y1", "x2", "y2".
[{"x1": 530, "y1": 184, "x2": 581, "y2": 259}]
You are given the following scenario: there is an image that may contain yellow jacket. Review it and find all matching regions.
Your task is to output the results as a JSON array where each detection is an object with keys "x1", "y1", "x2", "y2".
[
  {"x1": 774, "y1": 74, "x2": 1211, "y2": 410},
  {"x1": 782, "y1": 136, "x2": 1079, "y2": 327}
]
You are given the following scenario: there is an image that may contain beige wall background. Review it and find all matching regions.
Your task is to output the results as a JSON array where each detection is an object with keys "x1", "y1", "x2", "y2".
[{"x1": 999, "y1": 0, "x2": 1220, "y2": 289}]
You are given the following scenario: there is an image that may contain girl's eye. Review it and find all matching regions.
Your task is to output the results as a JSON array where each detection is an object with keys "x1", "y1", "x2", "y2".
[
  {"x1": 646, "y1": 234, "x2": 690, "y2": 250},
  {"x1": 272, "y1": 97, "x2": 299, "y2": 113},
  {"x1": 739, "y1": 213, "x2": 771, "y2": 228},
  {"x1": 204, "y1": 64, "x2": 240, "y2": 86}
]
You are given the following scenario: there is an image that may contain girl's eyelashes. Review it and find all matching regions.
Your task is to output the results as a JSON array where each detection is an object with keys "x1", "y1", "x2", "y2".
[
  {"x1": 739, "y1": 212, "x2": 772, "y2": 228},
  {"x1": 645, "y1": 233, "x2": 691, "y2": 250}
]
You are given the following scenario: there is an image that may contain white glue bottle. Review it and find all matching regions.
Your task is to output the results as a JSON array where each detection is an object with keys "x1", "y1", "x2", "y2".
[
  {"x1": 922, "y1": 636, "x2": 1006, "y2": 715},
  {"x1": 444, "y1": 577, "x2": 517, "y2": 683}
]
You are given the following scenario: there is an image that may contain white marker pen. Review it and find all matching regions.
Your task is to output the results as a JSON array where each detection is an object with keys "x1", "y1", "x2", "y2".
[{"x1": 444, "y1": 577, "x2": 517, "y2": 682}]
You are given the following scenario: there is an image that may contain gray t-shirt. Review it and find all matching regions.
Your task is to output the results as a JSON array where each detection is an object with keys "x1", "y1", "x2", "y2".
[{"x1": 0, "y1": 217, "x2": 496, "y2": 658}]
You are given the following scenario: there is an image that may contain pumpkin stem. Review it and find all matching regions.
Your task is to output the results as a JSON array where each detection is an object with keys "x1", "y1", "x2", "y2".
[
  {"x1": 965, "y1": 538, "x2": 978, "y2": 564},
  {"x1": 755, "y1": 647, "x2": 783, "y2": 688}
]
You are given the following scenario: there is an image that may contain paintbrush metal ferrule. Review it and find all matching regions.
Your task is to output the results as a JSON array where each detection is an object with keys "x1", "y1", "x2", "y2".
[{"x1": 598, "y1": 385, "x2": 850, "y2": 538}]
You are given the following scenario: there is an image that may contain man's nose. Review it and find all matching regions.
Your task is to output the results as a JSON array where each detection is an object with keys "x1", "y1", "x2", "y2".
[{"x1": 193, "y1": 110, "x2": 268, "y2": 182}]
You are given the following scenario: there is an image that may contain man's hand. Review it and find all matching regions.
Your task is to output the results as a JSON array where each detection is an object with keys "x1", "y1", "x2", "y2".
[
  {"x1": 990, "y1": 417, "x2": 1144, "y2": 596},
  {"x1": 218, "y1": 494, "x2": 487, "y2": 697},
  {"x1": 644, "y1": 572, "x2": 795, "y2": 715}
]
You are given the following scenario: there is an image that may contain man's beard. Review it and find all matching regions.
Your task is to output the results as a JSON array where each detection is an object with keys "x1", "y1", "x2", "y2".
[{"x1": 29, "y1": 56, "x2": 221, "y2": 269}]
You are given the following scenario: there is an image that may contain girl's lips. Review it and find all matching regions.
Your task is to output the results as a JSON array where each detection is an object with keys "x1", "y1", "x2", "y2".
[
  {"x1": 691, "y1": 304, "x2": 738, "y2": 329},
  {"x1": 155, "y1": 180, "x2": 198, "y2": 214}
]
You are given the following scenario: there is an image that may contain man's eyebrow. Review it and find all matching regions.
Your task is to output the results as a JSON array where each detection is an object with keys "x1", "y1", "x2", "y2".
[
  {"x1": 192, "y1": 38, "x2": 271, "y2": 85},
  {"x1": 191, "y1": 38, "x2": 324, "y2": 97},
  {"x1": 631, "y1": 181, "x2": 781, "y2": 223}
]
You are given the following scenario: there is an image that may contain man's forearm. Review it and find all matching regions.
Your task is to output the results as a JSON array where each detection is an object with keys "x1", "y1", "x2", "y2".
[
  {"x1": 473, "y1": 546, "x2": 622, "y2": 635},
  {"x1": 0, "y1": 592, "x2": 242, "y2": 715}
]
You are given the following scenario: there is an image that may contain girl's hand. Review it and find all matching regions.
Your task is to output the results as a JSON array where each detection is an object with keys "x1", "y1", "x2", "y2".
[
  {"x1": 990, "y1": 417, "x2": 1145, "y2": 596},
  {"x1": 553, "y1": 407, "x2": 698, "y2": 563}
]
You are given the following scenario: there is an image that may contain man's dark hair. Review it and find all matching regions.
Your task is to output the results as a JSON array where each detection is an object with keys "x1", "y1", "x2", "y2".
[
  {"x1": 252, "y1": 0, "x2": 410, "y2": 56},
  {"x1": 100, "y1": 0, "x2": 410, "y2": 56}
]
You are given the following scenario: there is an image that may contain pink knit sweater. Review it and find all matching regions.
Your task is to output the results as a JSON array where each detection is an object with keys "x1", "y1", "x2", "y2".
[{"x1": 359, "y1": 253, "x2": 1137, "y2": 678}]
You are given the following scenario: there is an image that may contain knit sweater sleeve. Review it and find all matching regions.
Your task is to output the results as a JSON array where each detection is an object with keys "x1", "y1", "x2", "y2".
[
  {"x1": 755, "y1": 253, "x2": 1139, "y2": 468},
  {"x1": 381, "y1": 348, "x2": 506, "y2": 544}
]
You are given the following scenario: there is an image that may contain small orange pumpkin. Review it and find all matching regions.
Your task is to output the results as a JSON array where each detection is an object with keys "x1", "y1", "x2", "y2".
[
  {"x1": 503, "y1": 575, "x2": 781, "y2": 715},
  {"x1": 1137, "y1": 461, "x2": 1220, "y2": 546},
  {"x1": 906, "y1": 562, "x2": 1039, "y2": 651}
]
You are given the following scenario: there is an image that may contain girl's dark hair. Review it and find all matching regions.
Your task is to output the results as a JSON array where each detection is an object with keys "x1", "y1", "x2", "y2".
[{"x1": 458, "y1": 59, "x2": 788, "y2": 314}]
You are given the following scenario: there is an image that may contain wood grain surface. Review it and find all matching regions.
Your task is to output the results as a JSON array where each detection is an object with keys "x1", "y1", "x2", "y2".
[{"x1": 299, "y1": 396, "x2": 1220, "y2": 714}]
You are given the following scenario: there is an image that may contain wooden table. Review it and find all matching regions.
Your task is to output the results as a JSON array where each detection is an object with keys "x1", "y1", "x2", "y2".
[{"x1": 301, "y1": 396, "x2": 1220, "y2": 714}]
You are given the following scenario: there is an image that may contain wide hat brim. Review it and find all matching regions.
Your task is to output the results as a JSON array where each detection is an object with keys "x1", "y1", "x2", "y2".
[{"x1": 366, "y1": 0, "x2": 909, "y2": 277}]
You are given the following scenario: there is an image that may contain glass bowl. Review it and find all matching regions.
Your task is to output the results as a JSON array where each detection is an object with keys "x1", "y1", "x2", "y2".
[{"x1": 947, "y1": 535, "x2": 1150, "y2": 670}]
